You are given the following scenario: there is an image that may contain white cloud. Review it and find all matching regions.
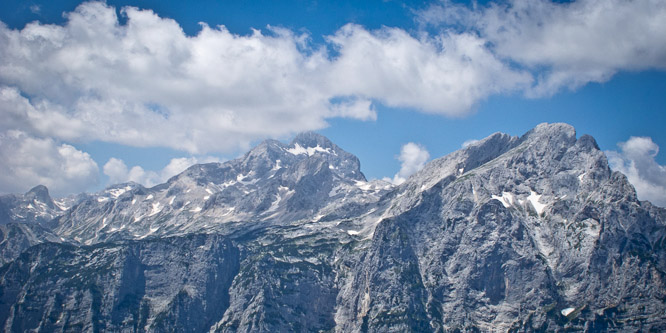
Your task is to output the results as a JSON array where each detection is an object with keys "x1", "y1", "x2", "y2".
[
  {"x1": 0, "y1": 2, "x2": 332, "y2": 153},
  {"x1": 419, "y1": 0, "x2": 666, "y2": 96},
  {"x1": 0, "y1": 130, "x2": 99, "y2": 196},
  {"x1": 384, "y1": 142, "x2": 430, "y2": 185},
  {"x1": 1, "y1": 1, "x2": 664, "y2": 156},
  {"x1": 1, "y1": 1, "x2": 665, "y2": 196},
  {"x1": 103, "y1": 156, "x2": 221, "y2": 188},
  {"x1": 102, "y1": 158, "x2": 131, "y2": 186},
  {"x1": 607, "y1": 137, "x2": 666, "y2": 207},
  {"x1": 461, "y1": 139, "x2": 479, "y2": 148},
  {"x1": 326, "y1": 24, "x2": 531, "y2": 115},
  {"x1": 329, "y1": 98, "x2": 377, "y2": 121},
  {"x1": 0, "y1": 1, "x2": 532, "y2": 155}
]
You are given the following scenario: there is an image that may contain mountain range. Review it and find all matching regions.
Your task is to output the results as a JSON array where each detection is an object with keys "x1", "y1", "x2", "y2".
[{"x1": 0, "y1": 123, "x2": 664, "y2": 332}]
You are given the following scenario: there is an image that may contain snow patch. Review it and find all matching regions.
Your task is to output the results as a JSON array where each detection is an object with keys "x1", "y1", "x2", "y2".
[
  {"x1": 190, "y1": 206, "x2": 202, "y2": 213},
  {"x1": 236, "y1": 173, "x2": 259, "y2": 185},
  {"x1": 205, "y1": 188, "x2": 213, "y2": 194},
  {"x1": 217, "y1": 180, "x2": 236, "y2": 188},
  {"x1": 528, "y1": 191, "x2": 547, "y2": 215},
  {"x1": 578, "y1": 173, "x2": 585, "y2": 182},
  {"x1": 355, "y1": 180, "x2": 373, "y2": 191},
  {"x1": 148, "y1": 202, "x2": 162, "y2": 217},
  {"x1": 53, "y1": 200, "x2": 69, "y2": 211},
  {"x1": 97, "y1": 197, "x2": 109, "y2": 203},
  {"x1": 145, "y1": 194, "x2": 154, "y2": 200},
  {"x1": 108, "y1": 186, "x2": 131, "y2": 198},
  {"x1": 360, "y1": 291, "x2": 371, "y2": 317},
  {"x1": 491, "y1": 192, "x2": 514, "y2": 208},
  {"x1": 286, "y1": 143, "x2": 335, "y2": 156},
  {"x1": 266, "y1": 186, "x2": 294, "y2": 213},
  {"x1": 329, "y1": 185, "x2": 343, "y2": 197},
  {"x1": 561, "y1": 307, "x2": 575, "y2": 316}
]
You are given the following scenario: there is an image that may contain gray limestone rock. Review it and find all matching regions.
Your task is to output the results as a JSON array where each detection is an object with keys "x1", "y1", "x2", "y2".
[{"x1": 0, "y1": 123, "x2": 664, "y2": 332}]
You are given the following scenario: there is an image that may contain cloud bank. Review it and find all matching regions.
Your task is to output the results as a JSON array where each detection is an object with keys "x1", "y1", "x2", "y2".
[
  {"x1": 0, "y1": 1, "x2": 532, "y2": 156},
  {"x1": 419, "y1": 0, "x2": 666, "y2": 96},
  {"x1": 607, "y1": 137, "x2": 666, "y2": 208},
  {"x1": 1, "y1": 1, "x2": 661, "y2": 151},
  {"x1": 103, "y1": 156, "x2": 221, "y2": 188},
  {"x1": 1, "y1": 0, "x2": 665, "y2": 195}
]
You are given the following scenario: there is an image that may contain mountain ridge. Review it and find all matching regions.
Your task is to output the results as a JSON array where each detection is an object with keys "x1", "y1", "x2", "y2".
[{"x1": 0, "y1": 123, "x2": 664, "y2": 331}]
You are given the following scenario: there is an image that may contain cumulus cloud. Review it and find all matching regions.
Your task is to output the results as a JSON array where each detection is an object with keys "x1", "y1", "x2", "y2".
[
  {"x1": 0, "y1": 130, "x2": 99, "y2": 196},
  {"x1": 103, "y1": 156, "x2": 221, "y2": 188},
  {"x1": 0, "y1": 1, "x2": 532, "y2": 155},
  {"x1": 607, "y1": 137, "x2": 666, "y2": 207},
  {"x1": 0, "y1": 2, "x2": 329, "y2": 153},
  {"x1": 384, "y1": 142, "x2": 430, "y2": 185},
  {"x1": 2, "y1": 1, "x2": 665, "y2": 196},
  {"x1": 327, "y1": 24, "x2": 531, "y2": 115},
  {"x1": 419, "y1": 0, "x2": 666, "y2": 96},
  {"x1": 3, "y1": 1, "x2": 663, "y2": 156}
]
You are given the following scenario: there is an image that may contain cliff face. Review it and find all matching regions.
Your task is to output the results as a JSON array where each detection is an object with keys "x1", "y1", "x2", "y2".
[
  {"x1": 0, "y1": 234, "x2": 239, "y2": 332},
  {"x1": 336, "y1": 123, "x2": 666, "y2": 331},
  {"x1": 0, "y1": 123, "x2": 664, "y2": 332}
]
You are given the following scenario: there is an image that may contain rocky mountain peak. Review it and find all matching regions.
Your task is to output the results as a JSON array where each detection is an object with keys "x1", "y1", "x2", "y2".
[
  {"x1": 523, "y1": 122, "x2": 576, "y2": 138},
  {"x1": 519, "y1": 122, "x2": 577, "y2": 149},
  {"x1": 0, "y1": 185, "x2": 62, "y2": 225},
  {"x1": 284, "y1": 132, "x2": 365, "y2": 181},
  {"x1": 290, "y1": 131, "x2": 335, "y2": 149},
  {"x1": 25, "y1": 185, "x2": 54, "y2": 208}
]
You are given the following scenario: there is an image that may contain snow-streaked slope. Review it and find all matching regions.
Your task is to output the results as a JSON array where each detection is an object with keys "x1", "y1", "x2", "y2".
[{"x1": 51, "y1": 132, "x2": 393, "y2": 244}]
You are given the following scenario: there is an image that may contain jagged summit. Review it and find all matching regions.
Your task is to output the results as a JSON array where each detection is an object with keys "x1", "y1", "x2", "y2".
[
  {"x1": 290, "y1": 131, "x2": 335, "y2": 149},
  {"x1": 176, "y1": 132, "x2": 365, "y2": 184},
  {"x1": 290, "y1": 132, "x2": 365, "y2": 181},
  {"x1": 24, "y1": 185, "x2": 55, "y2": 209},
  {"x1": 25, "y1": 185, "x2": 49, "y2": 199}
]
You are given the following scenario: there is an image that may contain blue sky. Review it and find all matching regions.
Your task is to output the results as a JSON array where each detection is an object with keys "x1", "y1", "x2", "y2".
[{"x1": 0, "y1": 0, "x2": 665, "y2": 205}]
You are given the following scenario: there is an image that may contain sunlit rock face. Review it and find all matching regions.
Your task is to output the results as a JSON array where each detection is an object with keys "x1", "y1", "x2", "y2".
[{"x1": 1, "y1": 123, "x2": 664, "y2": 331}]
